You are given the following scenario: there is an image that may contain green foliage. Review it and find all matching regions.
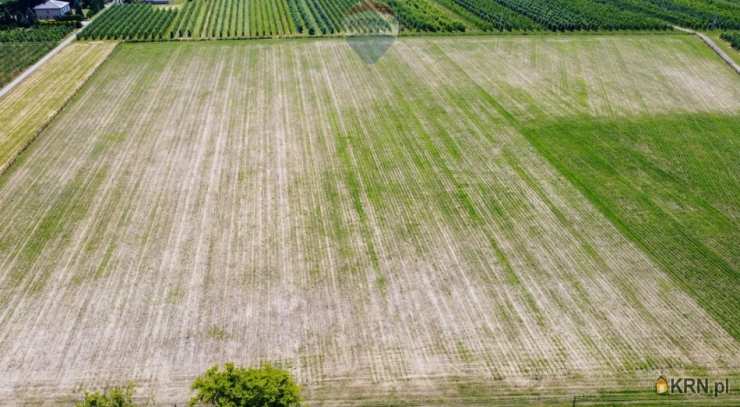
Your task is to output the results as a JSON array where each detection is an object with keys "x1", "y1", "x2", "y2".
[
  {"x1": 598, "y1": 0, "x2": 740, "y2": 30},
  {"x1": 190, "y1": 363, "x2": 301, "y2": 407},
  {"x1": 78, "y1": 4, "x2": 177, "y2": 41},
  {"x1": 488, "y1": 0, "x2": 668, "y2": 31},
  {"x1": 166, "y1": 0, "x2": 295, "y2": 39},
  {"x1": 72, "y1": 0, "x2": 740, "y2": 40},
  {"x1": 435, "y1": 0, "x2": 539, "y2": 31},
  {"x1": 0, "y1": 23, "x2": 74, "y2": 41},
  {"x1": 0, "y1": 41, "x2": 54, "y2": 85},
  {"x1": 382, "y1": 0, "x2": 465, "y2": 32},
  {"x1": 76, "y1": 385, "x2": 136, "y2": 407},
  {"x1": 0, "y1": 23, "x2": 74, "y2": 86},
  {"x1": 286, "y1": 0, "x2": 343, "y2": 35},
  {"x1": 720, "y1": 31, "x2": 740, "y2": 50}
]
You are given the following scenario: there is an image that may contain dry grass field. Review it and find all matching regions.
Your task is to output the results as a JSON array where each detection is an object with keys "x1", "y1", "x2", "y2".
[
  {"x1": 0, "y1": 41, "x2": 117, "y2": 174},
  {"x1": 0, "y1": 35, "x2": 738, "y2": 404}
]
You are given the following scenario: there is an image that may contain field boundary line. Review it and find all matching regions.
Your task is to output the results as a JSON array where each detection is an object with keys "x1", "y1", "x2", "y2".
[
  {"x1": 0, "y1": 42, "x2": 119, "y2": 177},
  {"x1": 673, "y1": 26, "x2": 739, "y2": 75}
]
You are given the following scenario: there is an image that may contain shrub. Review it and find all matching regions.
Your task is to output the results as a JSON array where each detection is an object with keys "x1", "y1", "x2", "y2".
[
  {"x1": 76, "y1": 384, "x2": 136, "y2": 407},
  {"x1": 190, "y1": 363, "x2": 301, "y2": 407},
  {"x1": 720, "y1": 32, "x2": 740, "y2": 50}
]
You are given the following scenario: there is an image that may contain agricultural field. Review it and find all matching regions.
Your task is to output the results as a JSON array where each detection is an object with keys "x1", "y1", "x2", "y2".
[
  {"x1": 522, "y1": 114, "x2": 740, "y2": 339},
  {"x1": 77, "y1": 4, "x2": 177, "y2": 41},
  {"x1": 482, "y1": 0, "x2": 667, "y2": 31},
  {"x1": 0, "y1": 24, "x2": 75, "y2": 87},
  {"x1": 0, "y1": 35, "x2": 738, "y2": 404},
  {"x1": 0, "y1": 40, "x2": 116, "y2": 174},
  {"x1": 176, "y1": 0, "x2": 296, "y2": 38},
  {"x1": 604, "y1": 0, "x2": 740, "y2": 30},
  {"x1": 76, "y1": 0, "x2": 740, "y2": 41}
]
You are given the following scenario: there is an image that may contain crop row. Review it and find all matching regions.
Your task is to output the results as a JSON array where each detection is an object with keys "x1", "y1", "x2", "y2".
[
  {"x1": 0, "y1": 42, "x2": 56, "y2": 87},
  {"x1": 76, "y1": 0, "x2": 740, "y2": 41},
  {"x1": 0, "y1": 24, "x2": 74, "y2": 42},
  {"x1": 382, "y1": 0, "x2": 465, "y2": 32},
  {"x1": 287, "y1": 0, "x2": 365, "y2": 35},
  {"x1": 434, "y1": 0, "x2": 538, "y2": 31},
  {"x1": 286, "y1": 0, "x2": 467, "y2": 34},
  {"x1": 0, "y1": 24, "x2": 74, "y2": 88},
  {"x1": 78, "y1": 4, "x2": 176, "y2": 41},
  {"x1": 185, "y1": 0, "x2": 295, "y2": 38},
  {"x1": 599, "y1": 0, "x2": 740, "y2": 30},
  {"x1": 488, "y1": 0, "x2": 669, "y2": 31},
  {"x1": 78, "y1": 0, "x2": 469, "y2": 39}
]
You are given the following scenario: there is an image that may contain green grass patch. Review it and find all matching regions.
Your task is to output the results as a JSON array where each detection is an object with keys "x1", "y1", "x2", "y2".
[{"x1": 520, "y1": 113, "x2": 740, "y2": 339}]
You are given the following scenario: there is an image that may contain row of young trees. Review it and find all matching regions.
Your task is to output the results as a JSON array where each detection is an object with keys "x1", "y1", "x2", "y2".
[
  {"x1": 103, "y1": 0, "x2": 298, "y2": 40},
  {"x1": 436, "y1": 0, "x2": 538, "y2": 31},
  {"x1": 286, "y1": 0, "x2": 350, "y2": 35},
  {"x1": 599, "y1": 0, "x2": 740, "y2": 30},
  {"x1": 286, "y1": 0, "x2": 463, "y2": 35},
  {"x1": 557, "y1": 0, "x2": 669, "y2": 30},
  {"x1": 78, "y1": 4, "x2": 176, "y2": 41},
  {"x1": 382, "y1": 0, "x2": 465, "y2": 32},
  {"x1": 286, "y1": 0, "x2": 318, "y2": 34},
  {"x1": 170, "y1": 0, "x2": 202, "y2": 38},
  {"x1": 183, "y1": 0, "x2": 294, "y2": 38},
  {"x1": 210, "y1": 0, "x2": 293, "y2": 38},
  {"x1": 490, "y1": 0, "x2": 669, "y2": 31},
  {"x1": 0, "y1": 41, "x2": 55, "y2": 86},
  {"x1": 0, "y1": 22, "x2": 73, "y2": 41},
  {"x1": 0, "y1": 22, "x2": 74, "y2": 87},
  {"x1": 75, "y1": 0, "x2": 740, "y2": 41}
]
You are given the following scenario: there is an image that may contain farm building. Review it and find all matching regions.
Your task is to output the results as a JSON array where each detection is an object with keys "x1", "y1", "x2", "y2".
[{"x1": 33, "y1": 0, "x2": 70, "y2": 19}]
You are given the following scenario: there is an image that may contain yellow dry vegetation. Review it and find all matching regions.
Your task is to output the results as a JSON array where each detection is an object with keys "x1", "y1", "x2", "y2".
[{"x1": 0, "y1": 41, "x2": 117, "y2": 174}]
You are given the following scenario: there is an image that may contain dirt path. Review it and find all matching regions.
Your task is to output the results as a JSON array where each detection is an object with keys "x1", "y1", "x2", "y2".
[{"x1": 674, "y1": 26, "x2": 740, "y2": 74}]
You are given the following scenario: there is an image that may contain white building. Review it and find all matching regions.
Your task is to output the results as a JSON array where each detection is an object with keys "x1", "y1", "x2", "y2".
[{"x1": 33, "y1": 0, "x2": 70, "y2": 20}]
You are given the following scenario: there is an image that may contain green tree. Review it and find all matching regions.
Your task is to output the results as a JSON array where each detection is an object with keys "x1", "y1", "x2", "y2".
[
  {"x1": 76, "y1": 384, "x2": 136, "y2": 407},
  {"x1": 190, "y1": 363, "x2": 301, "y2": 407}
]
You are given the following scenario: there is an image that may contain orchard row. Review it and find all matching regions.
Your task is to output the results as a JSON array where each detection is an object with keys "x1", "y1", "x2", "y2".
[{"x1": 71, "y1": 0, "x2": 740, "y2": 41}]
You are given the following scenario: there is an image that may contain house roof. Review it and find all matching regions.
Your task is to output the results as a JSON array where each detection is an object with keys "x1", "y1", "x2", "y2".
[{"x1": 34, "y1": 0, "x2": 69, "y2": 10}]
